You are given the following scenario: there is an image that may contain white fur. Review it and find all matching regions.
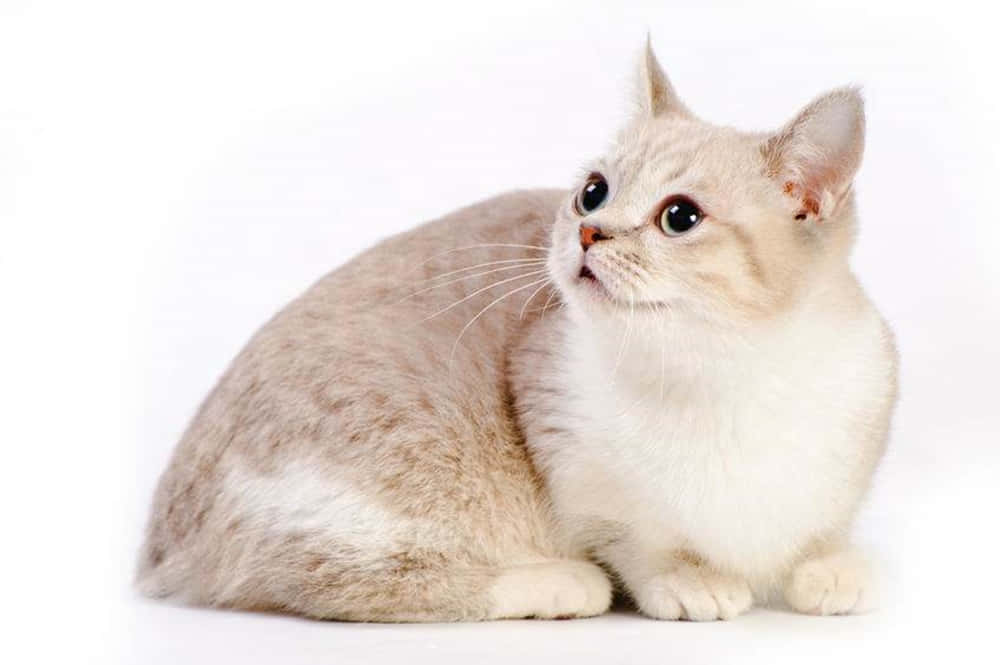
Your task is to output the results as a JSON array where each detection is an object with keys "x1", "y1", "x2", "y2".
[
  {"x1": 785, "y1": 549, "x2": 877, "y2": 615},
  {"x1": 544, "y1": 298, "x2": 887, "y2": 577},
  {"x1": 487, "y1": 560, "x2": 612, "y2": 619},
  {"x1": 223, "y1": 462, "x2": 415, "y2": 554},
  {"x1": 511, "y1": 47, "x2": 895, "y2": 620},
  {"x1": 635, "y1": 563, "x2": 753, "y2": 621}
]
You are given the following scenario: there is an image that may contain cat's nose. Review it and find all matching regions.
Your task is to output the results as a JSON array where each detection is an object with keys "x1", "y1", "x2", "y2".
[{"x1": 579, "y1": 224, "x2": 611, "y2": 251}]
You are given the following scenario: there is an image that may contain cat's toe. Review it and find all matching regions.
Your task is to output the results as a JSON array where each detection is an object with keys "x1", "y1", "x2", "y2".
[
  {"x1": 712, "y1": 573, "x2": 754, "y2": 620},
  {"x1": 636, "y1": 565, "x2": 752, "y2": 621},
  {"x1": 785, "y1": 550, "x2": 875, "y2": 616}
]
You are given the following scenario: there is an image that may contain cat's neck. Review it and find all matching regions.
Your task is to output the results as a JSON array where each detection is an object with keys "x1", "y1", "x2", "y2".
[{"x1": 561, "y1": 272, "x2": 864, "y2": 392}]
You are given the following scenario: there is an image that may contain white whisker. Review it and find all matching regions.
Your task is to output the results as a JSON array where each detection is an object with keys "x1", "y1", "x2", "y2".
[
  {"x1": 658, "y1": 305, "x2": 667, "y2": 403},
  {"x1": 398, "y1": 262, "x2": 547, "y2": 303},
  {"x1": 418, "y1": 269, "x2": 549, "y2": 324},
  {"x1": 419, "y1": 257, "x2": 547, "y2": 284},
  {"x1": 539, "y1": 289, "x2": 560, "y2": 319},
  {"x1": 519, "y1": 280, "x2": 552, "y2": 320},
  {"x1": 415, "y1": 243, "x2": 549, "y2": 272},
  {"x1": 611, "y1": 301, "x2": 634, "y2": 387},
  {"x1": 449, "y1": 277, "x2": 550, "y2": 368}
]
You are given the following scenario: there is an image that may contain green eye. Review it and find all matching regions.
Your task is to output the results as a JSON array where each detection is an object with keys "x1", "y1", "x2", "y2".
[{"x1": 659, "y1": 195, "x2": 703, "y2": 235}]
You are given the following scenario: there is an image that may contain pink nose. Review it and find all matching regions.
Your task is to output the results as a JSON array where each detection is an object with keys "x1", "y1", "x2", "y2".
[{"x1": 579, "y1": 225, "x2": 609, "y2": 251}]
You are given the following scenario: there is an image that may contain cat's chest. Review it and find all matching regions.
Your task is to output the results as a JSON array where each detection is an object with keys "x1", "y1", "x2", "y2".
[{"x1": 552, "y1": 353, "x2": 860, "y2": 575}]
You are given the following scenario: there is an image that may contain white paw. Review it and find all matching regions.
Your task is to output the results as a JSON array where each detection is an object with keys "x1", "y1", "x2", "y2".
[
  {"x1": 785, "y1": 550, "x2": 875, "y2": 615},
  {"x1": 488, "y1": 560, "x2": 612, "y2": 619},
  {"x1": 635, "y1": 564, "x2": 753, "y2": 621}
]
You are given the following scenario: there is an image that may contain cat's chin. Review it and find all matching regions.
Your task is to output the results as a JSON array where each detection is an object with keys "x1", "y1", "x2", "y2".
[
  {"x1": 573, "y1": 282, "x2": 683, "y2": 319},
  {"x1": 572, "y1": 274, "x2": 656, "y2": 312}
]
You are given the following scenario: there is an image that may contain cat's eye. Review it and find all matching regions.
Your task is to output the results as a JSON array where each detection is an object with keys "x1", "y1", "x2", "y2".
[
  {"x1": 658, "y1": 195, "x2": 704, "y2": 236},
  {"x1": 575, "y1": 174, "x2": 608, "y2": 214}
]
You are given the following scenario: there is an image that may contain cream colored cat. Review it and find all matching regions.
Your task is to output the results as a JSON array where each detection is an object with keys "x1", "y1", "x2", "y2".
[{"x1": 137, "y1": 43, "x2": 897, "y2": 621}]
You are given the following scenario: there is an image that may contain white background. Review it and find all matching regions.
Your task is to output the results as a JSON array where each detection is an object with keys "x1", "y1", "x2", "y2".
[{"x1": 3, "y1": 1, "x2": 999, "y2": 663}]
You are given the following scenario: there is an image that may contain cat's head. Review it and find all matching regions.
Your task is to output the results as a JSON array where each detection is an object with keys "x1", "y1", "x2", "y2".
[{"x1": 548, "y1": 41, "x2": 865, "y2": 325}]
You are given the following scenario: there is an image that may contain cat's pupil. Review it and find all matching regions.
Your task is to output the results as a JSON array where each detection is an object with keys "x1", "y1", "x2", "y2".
[
  {"x1": 663, "y1": 198, "x2": 702, "y2": 234},
  {"x1": 580, "y1": 177, "x2": 608, "y2": 213}
]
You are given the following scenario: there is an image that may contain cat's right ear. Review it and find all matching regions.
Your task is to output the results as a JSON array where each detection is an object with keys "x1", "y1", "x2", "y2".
[
  {"x1": 635, "y1": 37, "x2": 691, "y2": 119},
  {"x1": 762, "y1": 87, "x2": 865, "y2": 221}
]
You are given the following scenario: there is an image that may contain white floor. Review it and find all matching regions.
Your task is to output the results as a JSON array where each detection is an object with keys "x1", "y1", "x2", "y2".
[{"x1": 125, "y1": 602, "x2": 921, "y2": 665}]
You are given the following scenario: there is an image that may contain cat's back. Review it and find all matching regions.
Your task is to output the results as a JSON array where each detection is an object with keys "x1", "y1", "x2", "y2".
[{"x1": 137, "y1": 189, "x2": 568, "y2": 607}]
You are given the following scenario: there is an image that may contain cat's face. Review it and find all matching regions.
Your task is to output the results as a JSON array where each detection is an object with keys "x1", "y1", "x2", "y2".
[{"x1": 548, "y1": 44, "x2": 864, "y2": 325}]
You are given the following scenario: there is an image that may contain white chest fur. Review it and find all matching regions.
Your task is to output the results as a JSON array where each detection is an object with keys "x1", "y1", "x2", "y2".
[{"x1": 536, "y1": 306, "x2": 889, "y2": 584}]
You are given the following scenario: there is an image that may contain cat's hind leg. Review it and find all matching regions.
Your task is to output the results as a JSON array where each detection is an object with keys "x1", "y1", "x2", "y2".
[
  {"x1": 266, "y1": 555, "x2": 613, "y2": 621},
  {"x1": 141, "y1": 530, "x2": 614, "y2": 621},
  {"x1": 275, "y1": 554, "x2": 613, "y2": 622},
  {"x1": 138, "y1": 486, "x2": 612, "y2": 621},
  {"x1": 486, "y1": 559, "x2": 612, "y2": 620},
  {"x1": 212, "y1": 547, "x2": 612, "y2": 622}
]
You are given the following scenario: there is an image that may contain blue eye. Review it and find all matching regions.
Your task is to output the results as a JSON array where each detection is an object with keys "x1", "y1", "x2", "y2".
[
  {"x1": 576, "y1": 174, "x2": 608, "y2": 214},
  {"x1": 659, "y1": 195, "x2": 703, "y2": 235}
]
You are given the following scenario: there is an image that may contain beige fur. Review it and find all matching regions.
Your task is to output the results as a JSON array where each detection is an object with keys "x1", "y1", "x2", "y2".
[{"x1": 137, "y1": 43, "x2": 897, "y2": 622}]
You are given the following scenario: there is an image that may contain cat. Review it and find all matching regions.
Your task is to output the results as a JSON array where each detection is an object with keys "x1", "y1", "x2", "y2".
[{"x1": 136, "y1": 42, "x2": 897, "y2": 622}]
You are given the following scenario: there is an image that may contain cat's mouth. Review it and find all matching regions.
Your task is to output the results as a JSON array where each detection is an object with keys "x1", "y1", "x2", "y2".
[{"x1": 576, "y1": 264, "x2": 612, "y2": 300}]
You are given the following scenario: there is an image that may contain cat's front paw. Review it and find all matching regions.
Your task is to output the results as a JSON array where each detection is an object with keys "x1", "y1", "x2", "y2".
[
  {"x1": 634, "y1": 563, "x2": 753, "y2": 621},
  {"x1": 784, "y1": 550, "x2": 875, "y2": 615}
]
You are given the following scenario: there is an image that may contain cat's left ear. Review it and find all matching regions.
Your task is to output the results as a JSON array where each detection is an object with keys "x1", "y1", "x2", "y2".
[
  {"x1": 636, "y1": 37, "x2": 691, "y2": 118},
  {"x1": 763, "y1": 87, "x2": 865, "y2": 220}
]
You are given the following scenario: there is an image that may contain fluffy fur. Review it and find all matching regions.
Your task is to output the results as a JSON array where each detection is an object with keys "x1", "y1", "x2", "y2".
[{"x1": 137, "y1": 44, "x2": 897, "y2": 621}]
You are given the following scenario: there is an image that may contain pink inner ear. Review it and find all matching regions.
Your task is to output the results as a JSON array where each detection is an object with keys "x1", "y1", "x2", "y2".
[
  {"x1": 783, "y1": 181, "x2": 821, "y2": 219},
  {"x1": 769, "y1": 87, "x2": 865, "y2": 221}
]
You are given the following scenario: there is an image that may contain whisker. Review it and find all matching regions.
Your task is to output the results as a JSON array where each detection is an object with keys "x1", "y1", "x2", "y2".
[
  {"x1": 418, "y1": 269, "x2": 549, "y2": 324},
  {"x1": 519, "y1": 280, "x2": 552, "y2": 320},
  {"x1": 610, "y1": 301, "x2": 634, "y2": 387},
  {"x1": 419, "y1": 257, "x2": 547, "y2": 284},
  {"x1": 658, "y1": 305, "x2": 667, "y2": 403},
  {"x1": 539, "y1": 288, "x2": 560, "y2": 319},
  {"x1": 449, "y1": 277, "x2": 550, "y2": 368},
  {"x1": 415, "y1": 243, "x2": 549, "y2": 271},
  {"x1": 398, "y1": 262, "x2": 547, "y2": 303}
]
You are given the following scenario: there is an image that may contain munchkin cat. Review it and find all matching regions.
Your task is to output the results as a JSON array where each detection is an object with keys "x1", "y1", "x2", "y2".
[{"x1": 137, "y1": 42, "x2": 897, "y2": 621}]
